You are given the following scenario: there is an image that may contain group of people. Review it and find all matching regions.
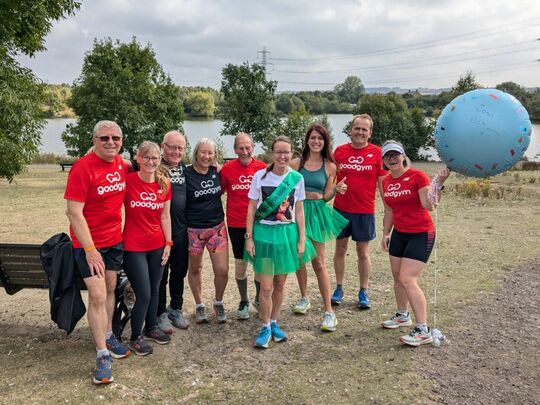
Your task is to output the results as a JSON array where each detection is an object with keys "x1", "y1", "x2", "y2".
[{"x1": 64, "y1": 114, "x2": 449, "y2": 385}]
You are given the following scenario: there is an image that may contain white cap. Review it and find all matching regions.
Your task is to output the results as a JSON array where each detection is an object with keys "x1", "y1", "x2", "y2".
[{"x1": 382, "y1": 142, "x2": 405, "y2": 157}]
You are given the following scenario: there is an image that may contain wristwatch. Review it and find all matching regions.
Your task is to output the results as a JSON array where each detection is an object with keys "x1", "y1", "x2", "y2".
[
  {"x1": 244, "y1": 232, "x2": 252, "y2": 239},
  {"x1": 438, "y1": 185, "x2": 445, "y2": 191}
]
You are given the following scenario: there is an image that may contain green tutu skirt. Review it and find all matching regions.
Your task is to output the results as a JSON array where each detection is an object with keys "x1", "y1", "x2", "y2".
[
  {"x1": 244, "y1": 222, "x2": 316, "y2": 276},
  {"x1": 304, "y1": 199, "x2": 349, "y2": 243}
]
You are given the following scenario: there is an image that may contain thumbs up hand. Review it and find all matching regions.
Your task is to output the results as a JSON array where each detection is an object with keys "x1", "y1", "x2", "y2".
[{"x1": 335, "y1": 176, "x2": 347, "y2": 194}]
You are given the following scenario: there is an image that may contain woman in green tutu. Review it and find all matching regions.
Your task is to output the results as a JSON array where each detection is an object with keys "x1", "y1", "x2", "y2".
[
  {"x1": 290, "y1": 124, "x2": 348, "y2": 332},
  {"x1": 245, "y1": 136, "x2": 316, "y2": 349}
]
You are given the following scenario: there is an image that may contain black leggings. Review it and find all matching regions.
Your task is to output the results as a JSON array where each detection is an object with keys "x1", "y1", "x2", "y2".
[
  {"x1": 123, "y1": 248, "x2": 164, "y2": 341},
  {"x1": 158, "y1": 235, "x2": 189, "y2": 314}
]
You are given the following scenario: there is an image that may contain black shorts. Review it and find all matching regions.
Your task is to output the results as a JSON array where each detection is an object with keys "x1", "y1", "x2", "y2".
[
  {"x1": 335, "y1": 209, "x2": 376, "y2": 242},
  {"x1": 228, "y1": 227, "x2": 246, "y2": 260},
  {"x1": 74, "y1": 242, "x2": 124, "y2": 279},
  {"x1": 389, "y1": 229, "x2": 435, "y2": 264}
]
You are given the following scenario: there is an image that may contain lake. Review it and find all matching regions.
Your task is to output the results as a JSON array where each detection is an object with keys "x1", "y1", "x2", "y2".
[{"x1": 40, "y1": 115, "x2": 540, "y2": 161}]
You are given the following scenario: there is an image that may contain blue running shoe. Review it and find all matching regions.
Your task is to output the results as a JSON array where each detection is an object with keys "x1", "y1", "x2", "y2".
[
  {"x1": 93, "y1": 354, "x2": 113, "y2": 385},
  {"x1": 106, "y1": 334, "x2": 131, "y2": 359},
  {"x1": 271, "y1": 322, "x2": 288, "y2": 342},
  {"x1": 331, "y1": 287, "x2": 344, "y2": 306},
  {"x1": 358, "y1": 289, "x2": 371, "y2": 309},
  {"x1": 254, "y1": 326, "x2": 271, "y2": 349}
]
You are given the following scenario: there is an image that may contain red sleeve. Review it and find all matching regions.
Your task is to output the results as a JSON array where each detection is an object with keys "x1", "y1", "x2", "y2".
[{"x1": 63, "y1": 160, "x2": 89, "y2": 203}]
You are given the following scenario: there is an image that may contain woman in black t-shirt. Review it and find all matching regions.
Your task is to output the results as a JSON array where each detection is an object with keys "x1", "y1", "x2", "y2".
[{"x1": 185, "y1": 138, "x2": 229, "y2": 324}]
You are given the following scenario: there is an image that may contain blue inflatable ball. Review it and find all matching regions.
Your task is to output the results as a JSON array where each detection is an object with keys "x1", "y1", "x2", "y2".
[{"x1": 435, "y1": 88, "x2": 531, "y2": 178}]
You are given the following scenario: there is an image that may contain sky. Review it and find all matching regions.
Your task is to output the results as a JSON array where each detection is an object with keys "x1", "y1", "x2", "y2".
[{"x1": 18, "y1": 0, "x2": 540, "y2": 92}]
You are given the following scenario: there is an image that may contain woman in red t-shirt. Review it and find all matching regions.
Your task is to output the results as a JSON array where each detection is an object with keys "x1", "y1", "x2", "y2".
[
  {"x1": 123, "y1": 141, "x2": 172, "y2": 355},
  {"x1": 380, "y1": 140, "x2": 449, "y2": 347}
]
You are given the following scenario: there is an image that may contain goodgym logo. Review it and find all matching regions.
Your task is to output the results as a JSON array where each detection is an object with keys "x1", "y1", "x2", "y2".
[
  {"x1": 232, "y1": 174, "x2": 253, "y2": 190},
  {"x1": 98, "y1": 171, "x2": 125, "y2": 195},
  {"x1": 384, "y1": 183, "x2": 411, "y2": 198},
  {"x1": 348, "y1": 156, "x2": 364, "y2": 164},
  {"x1": 201, "y1": 180, "x2": 214, "y2": 188},
  {"x1": 339, "y1": 155, "x2": 372, "y2": 171},
  {"x1": 140, "y1": 192, "x2": 157, "y2": 201}
]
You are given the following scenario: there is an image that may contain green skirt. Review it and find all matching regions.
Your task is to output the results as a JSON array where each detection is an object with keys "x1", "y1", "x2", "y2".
[
  {"x1": 304, "y1": 199, "x2": 349, "y2": 243},
  {"x1": 244, "y1": 222, "x2": 316, "y2": 276}
]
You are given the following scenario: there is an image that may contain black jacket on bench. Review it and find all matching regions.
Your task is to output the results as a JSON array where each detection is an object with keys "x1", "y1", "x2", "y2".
[{"x1": 41, "y1": 233, "x2": 86, "y2": 335}]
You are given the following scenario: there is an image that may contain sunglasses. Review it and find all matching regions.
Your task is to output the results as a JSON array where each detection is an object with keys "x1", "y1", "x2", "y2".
[{"x1": 95, "y1": 135, "x2": 122, "y2": 142}]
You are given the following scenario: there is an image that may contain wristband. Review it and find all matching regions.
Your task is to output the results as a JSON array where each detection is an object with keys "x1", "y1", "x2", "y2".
[
  {"x1": 84, "y1": 245, "x2": 96, "y2": 252},
  {"x1": 165, "y1": 240, "x2": 173, "y2": 246}
]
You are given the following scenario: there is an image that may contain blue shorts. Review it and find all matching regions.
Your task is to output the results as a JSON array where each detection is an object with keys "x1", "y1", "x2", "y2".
[
  {"x1": 334, "y1": 209, "x2": 376, "y2": 242},
  {"x1": 389, "y1": 229, "x2": 436, "y2": 263}
]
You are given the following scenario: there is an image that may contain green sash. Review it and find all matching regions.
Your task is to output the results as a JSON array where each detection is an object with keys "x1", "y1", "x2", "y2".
[{"x1": 255, "y1": 170, "x2": 302, "y2": 220}]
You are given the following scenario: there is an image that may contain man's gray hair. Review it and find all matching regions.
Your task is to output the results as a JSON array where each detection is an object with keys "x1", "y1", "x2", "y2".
[{"x1": 92, "y1": 120, "x2": 123, "y2": 138}]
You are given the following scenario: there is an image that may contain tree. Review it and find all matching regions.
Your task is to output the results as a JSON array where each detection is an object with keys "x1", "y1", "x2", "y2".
[
  {"x1": 450, "y1": 71, "x2": 481, "y2": 99},
  {"x1": 334, "y1": 76, "x2": 365, "y2": 104},
  {"x1": 62, "y1": 38, "x2": 184, "y2": 157},
  {"x1": 350, "y1": 93, "x2": 432, "y2": 160},
  {"x1": 220, "y1": 62, "x2": 279, "y2": 145},
  {"x1": 0, "y1": 0, "x2": 81, "y2": 181},
  {"x1": 495, "y1": 81, "x2": 530, "y2": 105},
  {"x1": 184, "y1": 91, "x2": 215, "y2": 118}
]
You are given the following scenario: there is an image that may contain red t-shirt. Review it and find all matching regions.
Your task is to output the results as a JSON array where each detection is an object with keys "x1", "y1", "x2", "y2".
[
  {"x1": 382, "y1": 168, "x2": 434, "y2": 233},
  {"x1": 123, "y1": 172, "x2": 172, "y2": 252},
  {"x1": 333, "y1": 143, "x2": 386, "y2": 214},
  {"x1": 220, "y1": 158, "x2": 267, "y2": 228},
  {"x1": 64, "y1": 153, "x2": 127, "y2": 248}
]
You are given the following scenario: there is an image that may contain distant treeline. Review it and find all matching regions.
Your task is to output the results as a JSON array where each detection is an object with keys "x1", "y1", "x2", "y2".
[{"x1": 43, "y1": 80, "x2": 540, "y2": 121}]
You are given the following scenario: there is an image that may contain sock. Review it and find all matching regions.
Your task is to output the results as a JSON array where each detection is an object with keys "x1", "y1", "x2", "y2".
[
  {"x1": 417, "y1": 323, "x2": 428, "y2": 333},
  {"x1": 360, "y1": 287, "x2": 367, "y2": 292},
  {"x1": 397, "y1": 309, "x2": 409, "y2": 316},
  {"x1": 337, "y1": 284, "x2": 343, "y2": 290},
  {"x1": 97, "y1": 348, "x2": 109, "y2": 358},
  {"x1": 213, "y1": 300, "x2": 223, "y2": 305},
  {"x1": 196, "y1": 303, "x2": 205, "y2": 309},
  {"x1": 262, "y1": 322, "x2": 270, "y2": 328},
  {"x1": 254, "y1": 280, "x2": 261, "y2": 302},
  {"x1": 236, "y1": 278, "x2": 249, "y2": 302},
  {"x1": 105, "y1": 330, "x2": 113, "y2": 340},
  {"x1": 270, "y1": 319, "x2": 277, "y2": 325}
]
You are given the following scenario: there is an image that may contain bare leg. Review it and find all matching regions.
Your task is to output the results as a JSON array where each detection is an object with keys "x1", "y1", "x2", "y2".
[
  {"x1": 398, "y1": 258, "x2": 428, "y2": 324},
  {"x1": 258, "y1": 274, "x2": 274, "y2": 324},
  {"x1": 389, "y1": 255, "x2": 409, "y2": 310},
  {"x1": 333, "y1": 238, "x2": 349, "y2": 285},
  {"x1": 208, "y1": 249, "x2": 229, "y2": 301},
  {"x1": 311, "y1": 241, "x2": 333, "y2": 313},
  {"x1": 356, "y1": 241, "x2": 371, "y2": 289},
  {"x1": 188, "y1": 254, "x2": 204, "y2": 305},
  {"x1": 84, "y1": 276, "x2": 108, "y2": 350},
  {"x1": 295, "y1": 264, "x2": 308, "y2": 298},
  {"x1": 270, "y1": 275, "x2": 288, "y2": 320},
  {"x1": 104, "y1": 270, "x2": 117, "y2": 332}
]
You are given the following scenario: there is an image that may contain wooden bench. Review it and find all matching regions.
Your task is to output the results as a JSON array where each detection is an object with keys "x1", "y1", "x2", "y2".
[
  {"x1": 59, "y1": 162, "x2": 73, "y2": 171},
  {"x1": 0, "y1": 243, "x2": 131, "y2": 338}
]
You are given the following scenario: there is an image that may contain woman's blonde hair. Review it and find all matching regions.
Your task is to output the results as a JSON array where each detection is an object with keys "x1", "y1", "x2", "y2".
[
  {"x1": 192, "y1": 138, "x2": 217, "y2": 169},
  {"x1": 137, "y1": 141, "x2": 169, "y2": 194}
]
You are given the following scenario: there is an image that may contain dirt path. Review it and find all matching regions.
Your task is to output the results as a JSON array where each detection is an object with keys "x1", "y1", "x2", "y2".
[{"x1": 418, "y1": 257, "x2": 540, "y2": 404}]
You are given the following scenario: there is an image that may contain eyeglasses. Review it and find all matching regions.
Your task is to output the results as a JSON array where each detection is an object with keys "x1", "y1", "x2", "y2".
[
  {"x1": 273, "y1": 151, "x2": 292, "y2": 156},
  {"x1": 142, "y1": 156, "x2": 160, "y2": 163},
  {"x1": 163, "y1": 143, "x2": 185, "y2": 152},
  {"x1": 383, "y1": 152, "x2": 402, "y2": 159},
  {"x1": 95, "y1": 135, "x2": 122, "y2": 142}
]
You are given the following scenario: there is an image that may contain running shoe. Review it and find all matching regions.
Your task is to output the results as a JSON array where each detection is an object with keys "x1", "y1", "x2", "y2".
[
  {"x1": 235, "y1": 301, "x2": 250, "y2": 320},
  {"x1": 144, "y1": 327, "x2": 171, "y2": 345},
  {"x1": 400, "y1": 327, "x2": 433, "y2": 347},
  {"x1": 214, "y1": 302, "x2": 227, "y2": 324},
  {"x1": 158, "y1": 312, "x2": 174, "y2": 335},
  {"x1": 320, "y1": 312, "x2": 338, "y2": 332},
  {"x1": 195, "y1": 305, "x2": 209, "y2": 324},
  {"x1": 93, "y1": 354, "x2": 113, "y2": 385},
  {"x1": 293, "y1": 297, "x2": 311, "y2": 314},
  {"x1": 358, "y1": 289, "x2": 371, "y2": 309},
  {"x1": 105, "y1": 334, "x2": 131, "y2": 359},
  {"x1": 331, "y1": 287, "x2": 344, "y2": 305},
  {"x1": 168, "y1": 306, "x2": 190, "y2": 330},
  {"x1": 129, "y1": 336, "x2": 153, "y2": 356},
  {"x1": 381, "y1": 312, "x2": 412, "y2": 329},
  {"x1": 270, "y1": 322, "x2": 288, "y2": 342},
  {"x1": 254, "y1": 326, "x2": 272, "y2": 349}
]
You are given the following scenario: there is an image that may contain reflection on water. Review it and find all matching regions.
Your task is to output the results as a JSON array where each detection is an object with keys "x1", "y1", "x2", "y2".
[{"x1": 40, "y1": 116, "x2": 540, "y2": 161}]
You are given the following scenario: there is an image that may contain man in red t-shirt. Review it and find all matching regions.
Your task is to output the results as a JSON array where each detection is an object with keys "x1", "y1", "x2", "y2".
[
  {"x1": 220, "y1": 133, "x2": 266, "y2": 319},
  {"x1": 331, "y1": 114, "x2": 386, "y2": 309},
  {"x1": 64, "y1": 120, "x2": 130, "y2": 385}
]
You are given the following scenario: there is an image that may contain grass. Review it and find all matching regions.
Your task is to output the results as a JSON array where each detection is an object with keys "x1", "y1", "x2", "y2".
[{"x1": 1, "y1": 163, "x2": 539, "y2": 403}]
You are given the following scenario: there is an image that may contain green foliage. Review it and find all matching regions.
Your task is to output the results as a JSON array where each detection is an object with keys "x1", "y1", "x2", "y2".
[
  {"x1": 275, "y1": 93, "x2": 305, "y2": 114},
  {"x1": 334, "y1": 76, "x2": 365, "y2": 104},
  {"x1": 351, "y1": 93, "x2": 433, "y2": 160},
  {"x1": 449, "y1": 71, "x2": 481, "y2": 99},
  {"x1": 184, "y1": 91, "x2": 215, "y2": 118},
  {"x1": 0, "y1": 0, "x2": 80, "y2": 181},
  {"x1": 220, "y1": 62, "x2": 279, "y2": 144},
  {"x1": 42, "y1": 84, "x2": 74, "y2": 118},
  {"x1": 277, "y1": 106, "x2": 332, "y2": 154},
  {"x1": 62, "y1": 38, "x2": 184, "y2": 158}
]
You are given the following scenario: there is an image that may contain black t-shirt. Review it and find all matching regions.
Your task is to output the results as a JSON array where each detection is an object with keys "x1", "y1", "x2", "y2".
[
  {"x1": 162, "y1": 160, "x2": 188, "y2": 240},
  {"x1": 185, "y1": 165, "x2": 224, "y2": 228}
]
